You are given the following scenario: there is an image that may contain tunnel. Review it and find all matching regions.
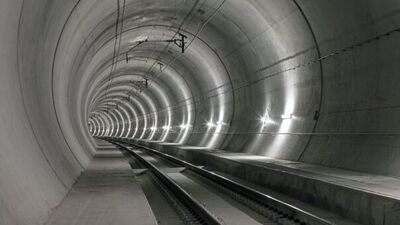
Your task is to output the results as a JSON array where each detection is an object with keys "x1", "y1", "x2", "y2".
[{"x1": 1, "y1": 0, "x2": 400, "y2": 224}]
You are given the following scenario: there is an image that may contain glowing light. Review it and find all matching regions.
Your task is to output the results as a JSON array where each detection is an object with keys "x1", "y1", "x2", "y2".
[
  {"x1": 260, "y1": 116, "x2": 268, "y2": 125},
  {"x1": 180, "y1": 124, "x2": 188, "y2": 129},
  {"x1": 206, "y1": 121, "x2": 216, "y2": 128},
  {"x1": 150, "y1": 126, "x2": 157, "y2": 131},
  {"x1": 281, "y1": 114, "x2": 293, "y2": 120},
  {"x1": 131, "y1": 36, "x2": 148, "y2": 43},
  {"x1": 162, "y1": 125, "x2": 170, "y2": 130}
]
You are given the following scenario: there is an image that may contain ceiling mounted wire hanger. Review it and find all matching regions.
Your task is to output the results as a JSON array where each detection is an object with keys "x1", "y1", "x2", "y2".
[{"x1": 103, "y1": 0, "x2": 126, "y2": 113}]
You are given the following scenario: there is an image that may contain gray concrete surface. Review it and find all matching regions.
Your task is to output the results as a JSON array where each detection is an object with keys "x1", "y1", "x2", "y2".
[
  {"x1": 134, "y1": 174, "x2": 183, "y2": 225},
  {"x1": 135, "y1": 139, "x2": 400, "y2": 225},
  {"x1": 45, "y1": 152, "x2": 157, "y2": 225},
  {"x1": 1, "y1": 0, "x2": 400, "y2": 224},
  {"x1": 167, "y1": 172, "x2": 264, "y2": 225}
]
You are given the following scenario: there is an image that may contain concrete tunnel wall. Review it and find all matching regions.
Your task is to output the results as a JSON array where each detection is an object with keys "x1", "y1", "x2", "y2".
[{"x1": 1, "y1": 0, "x2": 400, "y2": 224}]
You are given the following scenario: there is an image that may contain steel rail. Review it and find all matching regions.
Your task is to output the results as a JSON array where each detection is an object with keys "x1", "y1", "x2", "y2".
[
  {"x1": 109, "y1": 140, "x2": 224, "y2": 225},
  {"x1": 105, "y1": 137, "x2": 333, "y2": 225}
]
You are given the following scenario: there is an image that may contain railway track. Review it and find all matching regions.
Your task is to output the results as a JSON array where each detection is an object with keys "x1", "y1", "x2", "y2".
[{"x1": 103, "y1": 137, "x2": 333, "y2": 225}]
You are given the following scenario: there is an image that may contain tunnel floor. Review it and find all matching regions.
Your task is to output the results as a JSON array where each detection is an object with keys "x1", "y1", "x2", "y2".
[
  {"x1": 43, "y1": 138, "x2": 400, "y2": 225},
  {"x1": 45, "y1": 150, "x2": 157, "y2": 225}
]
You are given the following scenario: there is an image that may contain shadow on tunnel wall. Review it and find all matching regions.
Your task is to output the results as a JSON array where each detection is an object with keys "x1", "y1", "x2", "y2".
[{"x1": 1, "y1": 0, "x2": 400, "y2": 224}]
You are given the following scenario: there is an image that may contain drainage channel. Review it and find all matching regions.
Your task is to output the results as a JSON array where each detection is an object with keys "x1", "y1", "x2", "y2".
[{"x1": 104, "y1": 138, "x2": 332, "y2": 225}]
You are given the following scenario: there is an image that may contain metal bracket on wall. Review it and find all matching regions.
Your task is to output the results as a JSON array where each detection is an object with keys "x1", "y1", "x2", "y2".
[{"x1": 125, "y1": 32, "x2": 188, "y2": 63}]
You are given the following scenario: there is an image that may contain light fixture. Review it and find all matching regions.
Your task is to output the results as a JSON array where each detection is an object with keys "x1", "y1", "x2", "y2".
[
  {"x1": 206, "y1": 121, "x2": 216, "y2": 128},
  {"x1": 131, "y1": 36, "x2": 148, "y2": 43},
  {"x1": 260, "y1": 116, "x2": 268, "y2": 125},
  {"x1": 281, "y1": 114, "x2": 293, "y2": 120},
  {"x1": 216, "y1": 121, "x2": 225, "y2": 125}
]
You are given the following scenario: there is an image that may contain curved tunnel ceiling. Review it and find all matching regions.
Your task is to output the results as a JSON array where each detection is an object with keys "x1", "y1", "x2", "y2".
[
  {"x1": 56, "y1": 0, "x2": 324, "y2": 156},
  {"x1": 2, "y1": 0, "x2": 400, "y2": 224},
  {"x1": 18, "y1": 0, "x2": 400, "y2": 173}
]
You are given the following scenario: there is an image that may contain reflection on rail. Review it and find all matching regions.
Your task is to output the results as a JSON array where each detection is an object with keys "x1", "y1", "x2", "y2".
[{"x1": 103, "y1": 137, "x2": 333, "y2": 225}]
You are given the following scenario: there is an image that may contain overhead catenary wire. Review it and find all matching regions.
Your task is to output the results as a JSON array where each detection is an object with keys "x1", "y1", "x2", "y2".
[
  {"x1": 103, "y1": 0, "x2": 126, "y2": 112},
  {"x1": 97, "y1": 0, "x2": 213, "y2": 111},
  {"x1": 95, "y1": 25, "x2": 400, "y2": 123},
  {"x1": 106, "y1": 0, "x2": 226, "y2": 112},
  {"x1": 124, "y1": 0, "x2": 201, "y2": 100},
  {"x1": 153, "y1": 0, "x2": 227, "y2": 80},
  {"x1": 103, "y1": 0, "x2": 120, "y2": 109},
  {"x1": 131, "y1": 0, "x2": 227, "y2": 96}
]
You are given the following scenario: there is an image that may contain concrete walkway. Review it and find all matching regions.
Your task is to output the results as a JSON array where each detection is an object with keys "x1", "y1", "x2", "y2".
[{"x1": 45, "y1": 151, "x2": 157, "y2": 225}]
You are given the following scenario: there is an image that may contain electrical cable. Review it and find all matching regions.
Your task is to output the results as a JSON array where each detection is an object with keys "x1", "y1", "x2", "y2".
[
  {"x1": 103, "y1": 0, "x2": 126, "y2": 112},
  {"x1": 125, "y1": 0, "x2": 200, "y2": 99},
  {"x1": 95, "y1": 26, "x2": 400, "y2": 122}
]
